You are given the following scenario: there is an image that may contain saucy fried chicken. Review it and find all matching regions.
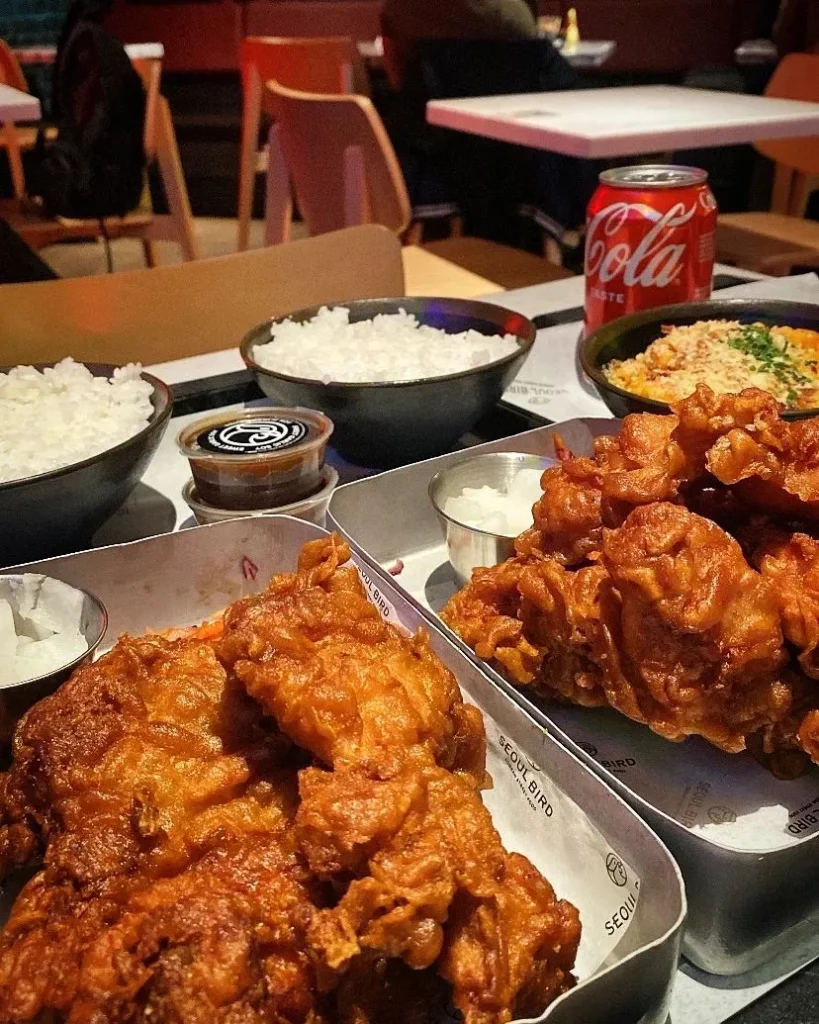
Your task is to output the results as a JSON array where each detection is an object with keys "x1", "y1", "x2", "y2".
[
  {"x1": 220, "y1": 536, "x2": 487, "y2": 783},
  {"x1": 219, "y1": 537, "x2": 580, "y2": 1022},
  {"x1": 0, "y1": 634, "x2": 290, "y2": 893},
  {"x1": 444, "y1": 387, "x2": 819, "y2": 770},
  {"x1": 297, "y1": 758, "x2": 579, "y2": 1024}
]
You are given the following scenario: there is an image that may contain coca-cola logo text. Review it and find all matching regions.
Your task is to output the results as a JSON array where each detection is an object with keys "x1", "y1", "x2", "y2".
[{"x1": 586, "y1": 201, "x2": 697, "y2": 289}]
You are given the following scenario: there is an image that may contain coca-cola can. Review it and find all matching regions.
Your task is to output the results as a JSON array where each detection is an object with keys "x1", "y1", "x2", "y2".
[{"x1": 584, "y1": 165, "x2": 717, "y2": 335}]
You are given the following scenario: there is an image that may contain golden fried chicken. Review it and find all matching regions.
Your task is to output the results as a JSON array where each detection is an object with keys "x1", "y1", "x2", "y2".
[
  {"x1": 0, "y1": 634, "x2": 291, "y2": 893},
  {"x1": 0, "y1": 836, "x2": 326, "y2": 1024},
  {"x1": 440, "y1": 558, "x2": 543, "y2": 686},
  {"x1": 696, "y1": 392, "x2": 819, "y2": 522},
  {"x1": 220, "y1": 536, "x2": 580, "y2": 1023},
  {"x1": 594, "y1": 503, "x2": 790, "y2": 749},
  {"x1": 220, "y1": 536, "x2": 487, "y2": 782},
  {"x1": 297, "y1": 758, "x2": 579, "y2": 1024}
]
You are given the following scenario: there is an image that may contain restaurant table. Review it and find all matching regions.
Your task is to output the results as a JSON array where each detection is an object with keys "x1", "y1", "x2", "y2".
[
  {"x1": 0, "y1": 83, "x2": 40, "y2": 124},
  {"x1": 13, "y1": 42, "x2": 164, "y2": 66},
  {"x1": 426, "y1": 84, "x2": 819, "y2": 159},
  {"x1": 12, "y1": 264, "x2": 819, "y2": 1024}
]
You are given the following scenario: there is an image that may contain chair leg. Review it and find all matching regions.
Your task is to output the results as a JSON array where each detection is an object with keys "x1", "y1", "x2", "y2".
[
  {"x1": 448, "y1": 215, "x2": 463, "y2": 238},
  {"x1": 142, "y1": 239, "x2": 158, "y2": 268},
  {"x1": 238, "y1": 67, "x2": 262, "y2": 252},
  {"x1": 155, "y1": 96, "x2": 199, "y2": 261},
  {"x1": 403, "y1": 221, "x2": 424, "y2": 246},
  {"x1": 264, "y1": 124, "x2": 293, "y2": 246},
  {"x1": 544, "y1": 236, "x2": 563, "y2": 265},
  {"x1": 3, "y1": 123, "x2": 26, "y2": 201}
]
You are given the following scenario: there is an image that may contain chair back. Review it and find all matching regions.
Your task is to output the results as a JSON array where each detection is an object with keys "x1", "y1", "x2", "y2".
[
  {"x1": 0, "y1": 225, "x2": 404, "y2": 365},
  {"x1": 267, "y1": 80, "x2": 411, "y2": 237},
  {"x1": 241, "y1": 36, "x2": 356, "y2": 96},
  {"x1": 756, "y1": 53, "x2": 819, "y2": 176},
  {"x1": 0, "y1": 39, "x2": 29, "y2": 93}
]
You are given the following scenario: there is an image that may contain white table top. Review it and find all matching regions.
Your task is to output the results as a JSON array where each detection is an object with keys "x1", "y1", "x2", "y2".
[
  {"x1": 427, "y1": 84, "x2": 819, "y2": 158},
  {"x1": 0, "y1": 84, "x2": 40, "y2": 124}
]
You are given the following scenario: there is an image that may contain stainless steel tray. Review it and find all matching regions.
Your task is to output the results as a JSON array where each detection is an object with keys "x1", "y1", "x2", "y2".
[
  {"x1": 329, "y1": 420, "x2": 819, "y2": 978},
  {"x1": 9, "y1": 516, "x2": 684, "y2": 1024}
]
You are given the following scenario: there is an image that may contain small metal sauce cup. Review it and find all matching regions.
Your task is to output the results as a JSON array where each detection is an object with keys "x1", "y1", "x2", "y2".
[
  {"x1": 428, "y1": 452, "x2": 554, "y2": 586},
  {"x1": 0, "y1": 576, "x2": 107, "y2": 746}
]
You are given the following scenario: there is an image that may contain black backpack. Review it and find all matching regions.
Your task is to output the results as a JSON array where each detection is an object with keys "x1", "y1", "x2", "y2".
[{"x1": 29, "y1": 0, "x2": 146, "y2": 219}]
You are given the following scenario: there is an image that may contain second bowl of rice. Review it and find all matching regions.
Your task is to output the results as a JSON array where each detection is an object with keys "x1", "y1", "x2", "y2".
[{"x1": 240, "y1": 297, "x2": 536, "y2": 467}]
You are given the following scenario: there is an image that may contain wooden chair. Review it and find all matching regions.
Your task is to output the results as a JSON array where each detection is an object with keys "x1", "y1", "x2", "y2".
[
  {"x1": 0, "y1": 39, "x2": 39, "y2": 202},
  {"x1": 0, "y1": 53, "x2": 199, "y2": 266},
  {"x1": 717, "y1": 53, "x2": 819, "y2": 276},
  {"x1": 0, "y1": 225, "x2": 404, "y2": 366},
  {"x1": 264, "y1": 80, "x2": 573, "y2": 290},
  {"x1": 237, "y1": 36, "x2": 360, "y2": 251}
]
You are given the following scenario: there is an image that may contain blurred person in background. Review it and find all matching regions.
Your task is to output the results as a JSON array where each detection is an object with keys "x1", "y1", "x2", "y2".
[
  {"x1": 774, "y1": 0, "x2": 819, "y2": 54},
  {"x1": 381, "y1": 0, "x2": 539, "y2": 88}
]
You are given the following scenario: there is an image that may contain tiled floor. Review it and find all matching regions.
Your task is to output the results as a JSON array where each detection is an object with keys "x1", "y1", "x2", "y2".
[{"x1": 41, "y1": 217, "x2": 305, "y2": 278}]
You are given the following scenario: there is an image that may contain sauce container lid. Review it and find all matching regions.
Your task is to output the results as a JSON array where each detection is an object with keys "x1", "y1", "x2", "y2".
[{"x1": 176, "y1": 407, "x2": 333, "y2": 462}]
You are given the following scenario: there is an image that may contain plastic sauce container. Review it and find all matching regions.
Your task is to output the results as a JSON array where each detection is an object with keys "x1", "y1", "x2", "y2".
[
  {"x1": 182, "y1": 466, "x2": 338, "y2": 526},
  {"x1": 176, "y1": 408, "x2": 333, "y2": 510}
]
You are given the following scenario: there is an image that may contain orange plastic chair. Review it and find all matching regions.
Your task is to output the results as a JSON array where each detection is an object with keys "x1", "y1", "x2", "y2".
[
  {"x1": 717, "y1": 53, "x2": 819, "y2": 275},
  {"x1": 237, "y1": 36, "x2": 360, "y2": 250}
]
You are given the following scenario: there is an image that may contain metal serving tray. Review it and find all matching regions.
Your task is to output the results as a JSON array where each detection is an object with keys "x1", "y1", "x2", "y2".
[
  {"x1": 329, "y1": 421, "x2": 819, "y2": 978},
  {"x1": 9, "y1": 516, "x2": 684, "y2": 1024}
]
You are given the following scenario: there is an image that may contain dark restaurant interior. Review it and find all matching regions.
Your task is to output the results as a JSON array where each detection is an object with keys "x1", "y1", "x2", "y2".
[{"x1": 1, "y1": 2, "x2": 819, "y2": 1024}]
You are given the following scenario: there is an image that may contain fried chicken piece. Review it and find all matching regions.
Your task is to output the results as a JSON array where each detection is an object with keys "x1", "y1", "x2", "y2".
[
  {"x1": 297, "y1": 758, "x2": 579, "y2": 1024},
  {"x1": 335, "y1": 960, "x2": 460, "y2": 1024},
  {"x1": 515, "y1": 455, "x2": 606, "y2": 566},
  {"x1": 0, "y1": 836, "x2": 327, "y2": 1024},
  {"x1": 670, "y1": 384, "x2": 782, "y2": 478},
  {"x1": 220, "y1": 536, "x2": 487, "y2": 782},
  {"x1": 516, "y1": 410, "x2": 696, "y2": 569},
  {"x1": 0, "y1": 634, "x2": 290, "y2": 893},
  {"x1": 753, "y1": 529, "x2": 819, "y2": 678},
  {"x1": 685, "y1": 387, "x2": 819, "y2": 521},
  {"x1": 594, "y1": 503, "x2": 790, "y2": 749},
  {"x1": 515, "y1": 560, "x2": 609, "y2": 709},
  {"x1": 440, "y1": 558, "x2": 543, "y2": 686}
]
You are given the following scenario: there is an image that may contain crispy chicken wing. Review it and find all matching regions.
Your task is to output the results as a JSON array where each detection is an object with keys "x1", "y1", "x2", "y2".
[
  {"x1": 0, "y1": 634, "x2": 290, "y2": 893},
  {"x1": 594, "y1": 503, "x2": 790, "y2": 749},
  {"x1": 297, "y1": 758, "x2": 579, "y2": 1024},
  {"x1": 0, "y1": 836, "x2": 326, "y2": 1024},
  {"x1": 219, "y1": 536, "x2": 487, "y2": 782},
  {"x1": 439, "y1": 558, "x2": 543, "y2": 687},
  {"x1": 220, "y1": 537, "x2": 579, "y2": 1023}
]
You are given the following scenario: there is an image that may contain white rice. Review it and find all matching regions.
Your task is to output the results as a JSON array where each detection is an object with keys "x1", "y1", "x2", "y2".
[
  {"x1": 252, "y1": 306, "x2": 520, "y2": 383},
  {"x1": 0, "y1": 358, "x2": 154, "y2": 484}
]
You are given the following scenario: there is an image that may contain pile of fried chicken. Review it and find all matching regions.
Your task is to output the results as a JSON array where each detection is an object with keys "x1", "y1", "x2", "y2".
[
  {"x1": 0, "y1": 536, "x2": 580, "y2": 1024},
  {"x1": 443, "y1": 385, "x2": 819, "y2": 777}
]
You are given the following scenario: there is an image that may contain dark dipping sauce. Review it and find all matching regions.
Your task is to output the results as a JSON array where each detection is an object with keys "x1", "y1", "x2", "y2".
[{"x1": 177, "y1": 407, "x2": 333, "y2": 510}]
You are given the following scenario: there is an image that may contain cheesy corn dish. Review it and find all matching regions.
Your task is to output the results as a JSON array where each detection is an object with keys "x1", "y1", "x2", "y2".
[{"x1": 603, "y1": 320, "x2": 819, "y2": 410}]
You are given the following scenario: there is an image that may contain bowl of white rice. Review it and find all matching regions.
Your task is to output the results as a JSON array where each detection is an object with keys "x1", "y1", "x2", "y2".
[
  {"x1": 241, "y1": 298, "x2": 536, "y2": 466},
  {"x1": 0, "y1": 359, "x2": 173, "y2": 563}
]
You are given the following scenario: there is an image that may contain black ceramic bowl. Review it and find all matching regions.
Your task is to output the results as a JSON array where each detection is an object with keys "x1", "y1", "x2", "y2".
[
  {"x1": 241, "y1": 297, "x2": 536, "y2": 467},
  {"x1": 580, "y1": 299, "x2": 819, "y2": 420},
  {"x1": 0, "y1": 364, "x2": 173, "y2": 564}
]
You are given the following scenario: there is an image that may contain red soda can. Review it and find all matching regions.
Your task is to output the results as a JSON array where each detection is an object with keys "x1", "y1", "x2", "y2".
[{"x1": 584, "y1": 165, "x2": 717, "y2": 335}]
